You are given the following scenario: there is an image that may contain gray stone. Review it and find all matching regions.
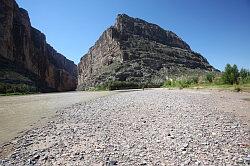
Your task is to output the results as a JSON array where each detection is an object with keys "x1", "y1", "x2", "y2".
[
  {"x1": 244, "y1": 155, "x2": 250, "y2": 165},
  {"x1": 107, "y1": 160, "x2": 118, "y2": 166}
]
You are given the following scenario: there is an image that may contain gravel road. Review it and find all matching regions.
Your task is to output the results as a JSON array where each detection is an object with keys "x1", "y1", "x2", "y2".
[{"x1": 0, "y1": 89, "x2": 250, "y2": 165}]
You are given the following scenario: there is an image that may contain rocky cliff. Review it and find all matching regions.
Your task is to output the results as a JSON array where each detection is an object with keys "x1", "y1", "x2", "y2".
[
  {"x1": 0, "y1": 0, "x2": 77, "y2": 92},
  {"x1": 78, "y1": 14, "x2": 216, "y2": 89}
]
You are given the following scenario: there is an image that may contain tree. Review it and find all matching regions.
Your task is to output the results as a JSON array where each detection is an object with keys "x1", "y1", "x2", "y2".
[
  {"x1": 239, "y1": 68, "x2": 250, "y2": 84},
  {"x1": 222, "y1": 64, "x2": 239, "y2": 84},
  {"x1": 239, "y1": 68, "x2": 250, "y2": 79},
  {"x1": 231, "y1": 64, "x2": 239, "y2": 84}
]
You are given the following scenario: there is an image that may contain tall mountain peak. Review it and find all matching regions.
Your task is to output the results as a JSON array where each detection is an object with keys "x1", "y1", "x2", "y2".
[
  {"x1": 78, "y1": 14, "x2": 215, "y2": 89},
  {"x1": 114, "y1": 14, "x2": 191, "y2": 51}
]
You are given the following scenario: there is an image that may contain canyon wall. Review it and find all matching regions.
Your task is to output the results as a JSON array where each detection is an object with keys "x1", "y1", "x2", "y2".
[{"x1": 0, "y1": 0, "x2": 77, "y2": 92}]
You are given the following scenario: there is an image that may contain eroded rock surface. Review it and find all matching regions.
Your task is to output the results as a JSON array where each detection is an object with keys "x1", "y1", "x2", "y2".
[
  {"x1": 0, "y1": 0, "x2": 77, "y2": 92},
  {"x1": 78, "y1": 14, "x2": 216, "y2": 89}
]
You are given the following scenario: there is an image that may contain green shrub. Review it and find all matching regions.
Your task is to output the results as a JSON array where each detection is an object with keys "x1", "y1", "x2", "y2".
[
  {"x1": 206, "y1": 72, "x2": 215, "y2": 83},
  {"x1": 93, "y1": 84, "x2": 109, "y2": 91},
  {"x1": 144, "y1": 83, "x2": 162, "y2": 88},
  {"x1": 179, "y1": 79, "x2": 191, "y2": 88},
  {"x1": 189, "y1": 76, "x2": 199, "y2": 84},
  {"x1": 239, "y1": 68, "x2": 250, "y2": 84},
  {"x1": 213, "y1": 76, "x2": 224, "y2": 85},
  {"x1": 0, "y1": 83, "x2": 37, "y2": 94},
  {"x1": 239, "y1": 68, "x2": 250, "y2": 79},
  {"x1": 162, "y1": 76, "x2": 199, "y2": 89},
  {"x1": 240, "y1": 76, "x2": 250, "y2": 84},
  {"x1": 163, "y1": 79, "x2": 174, "y2": 87},
  {"x1": 174, "y1": 79, "x2": 189, "y2": 88},
  {"x1": 107, "y1": 81, "x2": 141, "y2": 90},
  {"x1": 0, "y1": 83, "x2": 6, "y2": 93},
  {"x1": 222, "y1": 64, "x2": 239, "y2": 84},
  {"x1": 245, "y1": 76, "x2": 250, "y2": 84},
  {"x1": 234, "y1": 85, "x2": 242, "y2": 92}
]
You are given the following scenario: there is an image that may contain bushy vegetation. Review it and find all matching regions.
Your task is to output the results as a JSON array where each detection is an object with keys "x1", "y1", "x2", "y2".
[
  {"x1": 162, "y1": 76, "x2": 200, "y2": 89},
  {"x1": 78, "y1": 63, "x2": 250, "y2": 92},
  {"x1": 222, "y1": 64, "x2": 239, "y2": 84},
  {"x1": 221, "y1": 64, "x2": 250, "y2": 85},
  {"x1": 205, "y1": 72, "x2": 215, "y2": 83},
  {"x1": 162, "y1": 64, "x2": 250, "y2": 92},
  {"x1": 239, "y1": 68, "x2": 250, "y2": 84},
  {"x1": 107, "y1": 81, "x2": 142, "y2": 90},
  {"x1": 90, "y1": 80, "x2": 162, "y2": 91},
  {"x1": 89, "y1": 64, "x2": 249, "y2": 92},
  {"x1": 0, "y1": 83, "x2": 37, "y2": 95}
]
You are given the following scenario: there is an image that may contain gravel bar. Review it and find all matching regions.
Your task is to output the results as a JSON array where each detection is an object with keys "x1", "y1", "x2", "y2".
[{"x1": 0, "y1": 89, "x2": 249, "y2": 165}]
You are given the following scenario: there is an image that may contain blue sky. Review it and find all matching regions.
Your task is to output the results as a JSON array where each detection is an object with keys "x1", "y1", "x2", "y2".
[{"x1": 16, "y1": 0, "x2": 250, "y2": 70}]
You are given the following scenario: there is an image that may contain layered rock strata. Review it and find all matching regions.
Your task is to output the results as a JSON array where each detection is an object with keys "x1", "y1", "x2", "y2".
[
  {"x1": 0, "y1": 0, "x2": 77, "y2": 92},
  {"x1": 78, "y1": 14, "x2": 215, "y2": 89}
]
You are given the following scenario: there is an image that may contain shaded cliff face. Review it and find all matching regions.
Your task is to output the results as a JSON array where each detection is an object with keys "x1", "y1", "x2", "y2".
[
  {"x1": 0, "y1": 0, "x2": 77, "y2": 92},
  {"x1": 78, "y1": 14, "x2": 216, "y2": 89}
]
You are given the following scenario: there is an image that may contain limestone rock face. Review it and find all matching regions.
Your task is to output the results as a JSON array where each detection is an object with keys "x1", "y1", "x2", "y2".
[
  {"x1": 78, "y1": 14, "x2": 216, "y2": 89},
  {"x1": 0, "y1": 0, "x2": 77, "y2": 92}
]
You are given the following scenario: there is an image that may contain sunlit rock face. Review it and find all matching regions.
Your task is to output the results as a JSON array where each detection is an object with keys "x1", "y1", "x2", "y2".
[
  {"x1": 78, "y1": 14, "x2": 216, "y2": 89},
  {"x1": 0, "y1": 0, "x2": 77, "y2": 92}
]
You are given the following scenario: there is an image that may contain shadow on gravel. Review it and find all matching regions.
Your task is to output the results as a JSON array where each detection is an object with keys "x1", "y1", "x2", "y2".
[
  {"x1": 242, "y1": 98, "x2": 250, "y2": 102},
  {"x1": 113, "y1": 89, "x2": 143, "y2": 93}
]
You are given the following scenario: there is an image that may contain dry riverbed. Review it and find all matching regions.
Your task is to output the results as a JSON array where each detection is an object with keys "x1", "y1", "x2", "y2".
[
  {"x1": 0, "y1": 89, "x2": 250, "y2": 165},
  {"x1": 0, "y1": 91, "x2": 115, "y2": 145}
]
